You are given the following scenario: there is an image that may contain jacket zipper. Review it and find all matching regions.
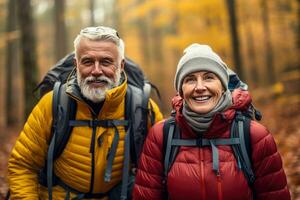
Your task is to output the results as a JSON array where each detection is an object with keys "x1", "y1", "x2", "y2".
[
  {"x1": 68, "y1": 92, "x2": 99, "y2": 193},
  {"x1": 89, "y1": 116, "x2": 97, "y2": 193},
  {"x1": 200, "y1": 148, "x2": 206, "y2": 199},
  {"x1": 217, "y1": 174, "x2": 223, "y2": 200}
]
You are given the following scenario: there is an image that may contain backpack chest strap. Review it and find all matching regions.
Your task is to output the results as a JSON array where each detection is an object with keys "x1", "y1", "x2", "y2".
[
  {"x1": 69, "y1": 119, "x2": 128, "y2": 127},
  {"x1": 69, "y1": 119, "x2": 128, "y2": 184},
  {"x1": 171, "y1": 138, "x2": 241, "y2": 175}
]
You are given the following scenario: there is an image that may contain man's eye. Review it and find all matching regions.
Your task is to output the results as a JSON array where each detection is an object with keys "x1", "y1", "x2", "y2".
[
  {"x1": 101, "y1": 60, "x2": 113, "y2": 67},
  {"x1": 82, "y1": 60, "x2": 93, "y2": 65}
]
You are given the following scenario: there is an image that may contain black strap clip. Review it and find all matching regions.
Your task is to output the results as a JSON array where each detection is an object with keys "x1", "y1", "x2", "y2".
[{"x1": 196, "y1": 137, "x2": 203, "y2": 147}]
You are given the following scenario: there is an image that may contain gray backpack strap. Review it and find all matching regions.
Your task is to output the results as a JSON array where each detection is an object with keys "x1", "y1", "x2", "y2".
[
  {"x1": 127, "y1": 84, "x2": 145, "y2": 165},
  {"x1": 170, "y1": 137, "x2": 240, "y2": 175},
  {"x1": 47, "y1": 81, "x2": 62, "y2": 200},
  {"x1": 43, "y1": 82, "x2": 76, "y2": 200},
  {"x1": 164, "y1": 123, "x2": 176, "y2": 177},
  {"x1": 231, "y1": 112, "x2": 255, "y2": 185},
  {"x1": 117, "y1": 84, "x2": 145, "y2": 200},
  {"x1": 120, "y1": 122, "x2": 131, "y2": 200}
]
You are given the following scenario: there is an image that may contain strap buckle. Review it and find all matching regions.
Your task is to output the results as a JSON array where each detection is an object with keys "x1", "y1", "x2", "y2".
[
  {"x1": 235, "y1": 111, "x2": 245, "y2": 121},
  {"x1": 196, "y1": 138, "x2": 203, "y2": 147},
  {"x1": 88, "y1": 120, "x2": 95, "y2": 127}
]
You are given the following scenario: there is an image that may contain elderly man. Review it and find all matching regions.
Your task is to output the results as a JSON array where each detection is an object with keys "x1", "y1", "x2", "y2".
[{"x1": 8, "y1": 26, "x2": 163, "y2": 199}]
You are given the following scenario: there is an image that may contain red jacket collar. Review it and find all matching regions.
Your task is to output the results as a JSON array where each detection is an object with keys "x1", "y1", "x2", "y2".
[{"x1": 172, "y1": 89, "x2": 252, "y2": 138}]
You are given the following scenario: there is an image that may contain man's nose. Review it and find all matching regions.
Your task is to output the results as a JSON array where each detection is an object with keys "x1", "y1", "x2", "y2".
[{"x1": 91, "y1": 61, "x2": 103, "y2": 75}]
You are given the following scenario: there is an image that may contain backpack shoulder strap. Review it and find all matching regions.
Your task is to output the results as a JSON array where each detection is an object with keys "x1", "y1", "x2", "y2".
[
  {"x1": 243, "y1": 115, "x2": 251, "y2": 161},
  {"x1": 38, "y1": 82, "x2": 76, "y2": 200},
  {"x1": 52, "y1": 82, "x2": 77, "y2": 159},
  {"x1": 231, "y1": 111, "x2": 255, "y2": 185},
  {"x1": 161, "y1": 116, "x2": 180, "y2": 200},
  {"x1": 126, "y1": 84, "x2": 147, "y2": 166},
  {"x1": 162, "y1": 116, "x2": 180, "y2": 178}
]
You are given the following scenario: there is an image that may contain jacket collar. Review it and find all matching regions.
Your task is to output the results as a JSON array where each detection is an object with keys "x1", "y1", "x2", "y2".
[
  {"x1": 66, "y1": 69, "x2": 128, "y2": 117},
  {"x1": 173, "y1": 89, "x2": 252, "y2": 138}
]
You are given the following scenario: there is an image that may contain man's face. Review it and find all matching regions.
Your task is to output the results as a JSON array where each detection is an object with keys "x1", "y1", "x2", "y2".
[{"x1": 75, "y1": 38, "x2": 124, "y2": 102}]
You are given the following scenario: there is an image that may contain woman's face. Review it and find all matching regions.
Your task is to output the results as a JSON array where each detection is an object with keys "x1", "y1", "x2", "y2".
[{"x1": 182, "y1": 71, "x2": 224, "y2": 114}]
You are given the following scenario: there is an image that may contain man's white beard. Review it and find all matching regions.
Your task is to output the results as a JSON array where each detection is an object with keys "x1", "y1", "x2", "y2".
[{"x1": 77, "y1": 68, "x2": 122, "y2": 103}]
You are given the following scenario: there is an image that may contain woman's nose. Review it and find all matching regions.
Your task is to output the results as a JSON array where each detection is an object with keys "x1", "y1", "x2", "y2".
[{"x1": 194, "y1": 80, "x2": 206, "y2": 91}]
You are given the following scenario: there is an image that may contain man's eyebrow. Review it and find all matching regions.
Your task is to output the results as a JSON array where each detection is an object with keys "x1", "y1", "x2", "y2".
[{"x1": 80, "y1": 56, "x2": 93, "y2": 60}]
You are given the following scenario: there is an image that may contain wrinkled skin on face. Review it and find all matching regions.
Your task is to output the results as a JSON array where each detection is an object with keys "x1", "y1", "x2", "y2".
[
  {"x1": 74, "y1": 39, "x2": 124, "y2": 102},
  {"x1": 181, "y1": 71, "x2": 223, "y2": 114}
]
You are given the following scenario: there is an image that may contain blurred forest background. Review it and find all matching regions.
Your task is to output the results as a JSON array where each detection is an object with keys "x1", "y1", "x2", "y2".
[{"x1": 0, "y1": 0, "x2": 299, "y2": 199}]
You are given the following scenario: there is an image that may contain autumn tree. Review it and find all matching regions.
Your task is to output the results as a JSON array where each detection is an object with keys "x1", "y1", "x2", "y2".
[
  {"x1": 16, "y1": 0, "x2": 39, "y2": 118},
  {"x1": 261, "y1": 0, "x2": 275, "y2": 85},
  {"x1": 242, "y1": 1, "x2": 259, "y2": 88},
  {"x1": 225, "y1": 0, "x2": 244, "y2": 81},
  {"x1": 89, "y1": 0, "x2": 96, "y2": 26},
  {"x1": 54, "y1": 0, "x2": 67, "y2": 60},
  {"x1": 5, "y1": 0, "x2": 20, "y2": 125},
  {"x1": 136, "y1": 0, "x2": 152, "y2": 67}
]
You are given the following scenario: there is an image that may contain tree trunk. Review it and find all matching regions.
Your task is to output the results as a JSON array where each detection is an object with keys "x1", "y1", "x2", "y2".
[
  {"x1": 89, "y1": 0, "x2": 96, "y2": 26},
  {"x1": 136, "y1": 0, "x2": 151, "y2": 68},
  {"x1": 261, "y1": 0, "x2": 275, "y2": 85},
  {"x1": 225, "y1": 0, "x2": 245, "y2": 81},
  {"x1": 150, "y1": 9, "x2": 164, "y2": 67},
  {"x1": 5, "y1": 0, "x2": 20, "y2": 125},
  {"x1": 112, "y1": 0, "x2": 122, "y2": 33},
  {"x1": 54, "y1": 0, "x2": 67, "y2": 60},
  {"x1": 243, "y1": 3, "x2": 259, "y2": 88},
  {"x1": 16, "y1": 0, "x2": 39, "y2": 118}
]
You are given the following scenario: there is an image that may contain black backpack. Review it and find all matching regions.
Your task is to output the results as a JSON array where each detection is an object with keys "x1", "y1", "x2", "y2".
[
  {"x1": 29, "y1": 53, "x2": 160, "y2": 200},
  {"x1": 162, "y1": 71, "x2": 261, "y2": 198}
]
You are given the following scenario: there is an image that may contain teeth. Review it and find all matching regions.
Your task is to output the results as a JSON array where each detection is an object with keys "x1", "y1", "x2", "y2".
[
  {"x1": 195, "y1": 96, "x2": 210, "y2": 101},
  {"x1": 89, "y1": 80, "x2": 107, "y2": 84}
]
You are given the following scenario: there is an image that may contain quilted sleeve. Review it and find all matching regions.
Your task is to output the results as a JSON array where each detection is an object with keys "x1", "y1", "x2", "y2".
[
  {"x1": 8, "y1": 92, "x2": 53, "y2": 199},
  {"x1": 133, "y1": 121, "x2": 166, "y2": 200},
  {"x1": 250, "y1": 121, "x2": 291, "y2": 200}
]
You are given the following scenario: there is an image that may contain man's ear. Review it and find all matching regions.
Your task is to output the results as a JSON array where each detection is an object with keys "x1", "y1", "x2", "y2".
[
  {"x1": 73, "y1": 57, "x2": 77, "y2": 67},
  {"x1": 120, "y1": 59, "x2": 125, "y2": 70}
]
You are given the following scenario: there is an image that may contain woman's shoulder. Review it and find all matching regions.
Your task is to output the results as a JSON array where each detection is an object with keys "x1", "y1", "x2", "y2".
[
  {"x1": 250, "y1": 120, "x2": 279, "y2": 159},
  {"x1": 147, "y1": 119, "x2": 167, "y2": 143},
  {"x1": 250, "y1": 120, "x2": 271, "y2": 143}
]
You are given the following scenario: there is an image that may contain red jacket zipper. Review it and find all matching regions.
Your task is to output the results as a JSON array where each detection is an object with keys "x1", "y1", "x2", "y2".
[{"x1": 200, "y1": 148, "x2": 206, "y2": 199}]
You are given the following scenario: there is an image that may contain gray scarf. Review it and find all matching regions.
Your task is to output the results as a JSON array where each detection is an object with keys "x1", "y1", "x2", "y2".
[{"x1": 182, "y1": 90, "x2": 233, "y2": 134}]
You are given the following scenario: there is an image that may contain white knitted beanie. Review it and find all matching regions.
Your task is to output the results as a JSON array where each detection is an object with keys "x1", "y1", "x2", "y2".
[{"x1": 174, "y1": 43, "x2": 229, "y2": 96}]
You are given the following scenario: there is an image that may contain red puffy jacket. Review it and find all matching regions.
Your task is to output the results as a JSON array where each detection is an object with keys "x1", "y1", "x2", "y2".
[{"x1": 133, "y1": 89, "x2": 290, "y2": 200}]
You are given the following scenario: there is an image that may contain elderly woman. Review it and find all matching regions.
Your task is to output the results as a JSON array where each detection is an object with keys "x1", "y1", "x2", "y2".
[{"x1": 132, "y1": 44, "x2": 290, "y2": 200}]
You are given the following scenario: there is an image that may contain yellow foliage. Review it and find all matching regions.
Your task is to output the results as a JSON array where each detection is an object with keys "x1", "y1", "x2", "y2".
[{"x1": 273, "y1": 82, "x2": 285, "y2": 95}]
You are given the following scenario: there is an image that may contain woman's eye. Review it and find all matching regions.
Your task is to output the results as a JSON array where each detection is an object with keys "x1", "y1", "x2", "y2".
[
  {"x1": 204, "y1": 74, "x2": 215, "y2": 80},
  {"x1": 184, "y1": 77, "x2": 196, "y2": 83}
]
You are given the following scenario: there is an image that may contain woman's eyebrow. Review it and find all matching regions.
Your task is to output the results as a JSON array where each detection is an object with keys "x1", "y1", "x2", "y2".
[
  {"x1": 203, "y1": 71, "x2": 214, "y2": 76},
  {"x1": 185, "y1": 74, "x2": 195, "y2": 79}
]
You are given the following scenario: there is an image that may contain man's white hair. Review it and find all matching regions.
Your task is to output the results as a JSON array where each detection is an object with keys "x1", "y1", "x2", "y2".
[
  {"x1": 74, "y1": 26, "x2": 125, "y2": 103},
  {"x1": 74, "y1": 26, "x2": 125, "y2": 64}
]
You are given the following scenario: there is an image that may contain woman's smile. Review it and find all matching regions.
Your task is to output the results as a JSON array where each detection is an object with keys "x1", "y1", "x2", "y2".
[{"x1": 182, "y1": 71, "x2": 223, "y2": 114}]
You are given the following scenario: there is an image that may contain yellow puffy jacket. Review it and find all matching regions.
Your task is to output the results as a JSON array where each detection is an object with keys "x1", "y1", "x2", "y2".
[{"x1": 8, "y1": 74, "x2": 163, "y2": 199}]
